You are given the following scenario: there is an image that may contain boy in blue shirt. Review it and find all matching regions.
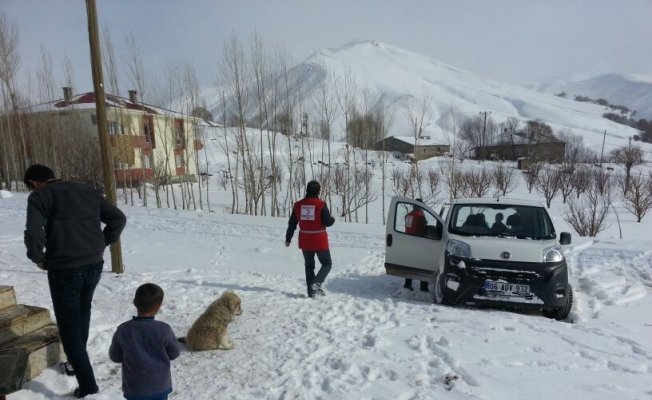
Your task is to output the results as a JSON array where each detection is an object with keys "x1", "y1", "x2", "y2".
[{"x1": 109, "y1": 283, "x2": 181, "y2": 400}]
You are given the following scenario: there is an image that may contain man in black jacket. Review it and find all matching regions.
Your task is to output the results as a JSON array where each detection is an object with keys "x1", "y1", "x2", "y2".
[{"x1": 23, "y1": 164, "x2": 126, "y2": 398}]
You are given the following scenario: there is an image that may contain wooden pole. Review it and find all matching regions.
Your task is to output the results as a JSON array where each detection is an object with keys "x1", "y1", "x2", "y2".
[{"x1": 85, "y1": 0, "x2": 124, "y2": 273}]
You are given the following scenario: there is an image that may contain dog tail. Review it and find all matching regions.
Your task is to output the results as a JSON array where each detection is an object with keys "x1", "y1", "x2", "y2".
[{"x1": 177, "y1": 337, "x2": 187, "y2": 344}]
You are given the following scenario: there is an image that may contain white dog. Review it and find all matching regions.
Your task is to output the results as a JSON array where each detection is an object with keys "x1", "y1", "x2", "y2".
[{"x1": 184, "y1": 291, "x2": 242, "y2": 351}]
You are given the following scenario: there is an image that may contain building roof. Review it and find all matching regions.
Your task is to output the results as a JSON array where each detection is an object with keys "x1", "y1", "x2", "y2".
[
  {"x1": 24, "y1": 92, "x2": 195, "y2": 120},
  {"x1": 384, "y1": 135, "x2": 448, "y2": 146}
]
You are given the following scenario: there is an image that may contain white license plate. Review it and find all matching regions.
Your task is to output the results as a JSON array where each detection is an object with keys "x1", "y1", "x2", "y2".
[{"x1": 484, "y1": 280, "x2": 530, "y2": 295}]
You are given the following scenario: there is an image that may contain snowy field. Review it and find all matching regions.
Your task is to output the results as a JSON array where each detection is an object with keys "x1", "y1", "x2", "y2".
[{"x1": 1, "y1": 182, "x2": 652, "y2": 399}]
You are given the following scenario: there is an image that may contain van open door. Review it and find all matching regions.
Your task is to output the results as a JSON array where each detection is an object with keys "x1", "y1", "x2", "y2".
[{"x1": 385, "y1": 197, "x2": 445, "y2": 282}]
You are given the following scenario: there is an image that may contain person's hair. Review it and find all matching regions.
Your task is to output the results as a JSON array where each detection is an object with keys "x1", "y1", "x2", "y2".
[
  {"x1": 23, "y1": 164, "x2": 56, "y2": 188},
  {"x1": 133, "y1": 283, "x2": 164, "y2": 314},
  {"x1": 306, "y1": 180, "x2": 321, "y2": 196},
  {"x1": 496, "y1": 212, "x2": 503, "y2": 221}
]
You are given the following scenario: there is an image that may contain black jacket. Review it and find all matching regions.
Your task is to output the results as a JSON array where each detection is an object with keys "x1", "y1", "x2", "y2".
[{"x1": 24, "y1": 180, "x2": 127, "y2": 270}]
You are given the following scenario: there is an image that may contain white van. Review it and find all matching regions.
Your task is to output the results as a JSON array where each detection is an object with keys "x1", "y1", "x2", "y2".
[{"x1": 385, "y1": 197, "x2": 573, "y2": 320}]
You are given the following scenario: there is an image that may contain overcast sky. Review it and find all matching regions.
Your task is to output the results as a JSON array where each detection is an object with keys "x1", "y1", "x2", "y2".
[{"x1": 3, "y1": 0, "x2": 652, "y2": 96}]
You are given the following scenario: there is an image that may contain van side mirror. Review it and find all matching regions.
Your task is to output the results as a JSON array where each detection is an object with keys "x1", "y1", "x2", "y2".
[{"x1": 559, "y1": 232, "x2": 571, "y2": 245}]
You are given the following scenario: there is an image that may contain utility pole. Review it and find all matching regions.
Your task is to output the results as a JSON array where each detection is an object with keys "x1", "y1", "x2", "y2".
[
  {"x1": 86, "y1": 0, "x2": 124, "y2": 273},
  {"x1": 480, "y1": 111, "x2": 491, "y2": 153},
  {"x1": 600, "y1": 129, "x2": 607, "y2": 168}
]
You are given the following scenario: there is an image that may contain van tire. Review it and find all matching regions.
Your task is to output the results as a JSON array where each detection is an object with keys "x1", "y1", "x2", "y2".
[
  {"x1": 433, "y1": 270, "x2": 452, "y2": 305},
  {"x1": 542, "y1": 286, "x2": 573, "y2": 320}
]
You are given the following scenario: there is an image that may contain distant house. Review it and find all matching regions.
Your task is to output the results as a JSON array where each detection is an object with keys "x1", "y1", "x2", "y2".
[
  {"x1": 21, "y1": 88, "x2": 204, "y2": 185},
  {"x1": 373, "y1": 136, "x2": 450, "y2": 161},
  {"x1": 474, "y1": 130, "x2": 565, "y2": 162}
]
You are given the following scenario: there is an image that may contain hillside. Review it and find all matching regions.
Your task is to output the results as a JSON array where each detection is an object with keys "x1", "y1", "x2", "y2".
[
  {"x1": 206, "y1": 40, "x2": 646, "y2": 154},
  {"x1": 535, "y1": 73, "x2": 652, "y2": 120}
]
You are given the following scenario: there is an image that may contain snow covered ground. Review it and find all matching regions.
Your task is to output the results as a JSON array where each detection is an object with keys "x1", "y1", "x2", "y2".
[{"x1": 2, "y1": 185, "x2": 652, "y2": 399}]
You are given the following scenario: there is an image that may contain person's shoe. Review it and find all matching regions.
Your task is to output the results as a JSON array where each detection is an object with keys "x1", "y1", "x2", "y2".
[
  {"x1": 403, "y1": 284, "x2": 414, "y2": 291},
  {"x1": 310, "y1": 283, "x2": 326, "y2": 296},
  {"x1": 73, "y1": 387, "x2": 99, "y2": 398},
  {"x1": 59, "y1": 361, "x2": 75, "y2": 376},
  {"x1": 307, "y1": 287, "x2": 316, "y2": 298},
  {"x1": 420, "y1": 282, "x2": 430, "y2": 292}
]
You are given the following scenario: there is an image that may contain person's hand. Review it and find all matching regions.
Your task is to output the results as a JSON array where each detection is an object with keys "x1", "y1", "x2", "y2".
[
  {"x1": 284, "y1": 241, "x2": 290, "y2": 248},
  {"x1": 36, "y1": 262, "x2": 46, "y2": 270}
]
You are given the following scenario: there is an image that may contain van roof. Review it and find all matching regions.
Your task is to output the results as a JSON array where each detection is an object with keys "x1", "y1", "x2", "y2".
[{"x1": 452, "y1": 197, "x2": 545, "y2": 207}]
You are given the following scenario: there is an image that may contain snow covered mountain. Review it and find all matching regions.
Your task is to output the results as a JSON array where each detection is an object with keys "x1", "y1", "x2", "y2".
[
  {"x1": 534, "y1": 73, "x2": 652, "y2": 120},
  {"x1": 207, "y1": 40, "x2": 646, "y2": 154}
]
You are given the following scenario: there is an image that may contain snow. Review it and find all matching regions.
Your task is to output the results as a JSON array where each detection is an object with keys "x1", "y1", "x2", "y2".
[
  {"x1": 0, "y1": 190, "x2": 12, "y2": 199},
  {"x1": 2, "y1": 175, "x2": 652, "y2": 399}
]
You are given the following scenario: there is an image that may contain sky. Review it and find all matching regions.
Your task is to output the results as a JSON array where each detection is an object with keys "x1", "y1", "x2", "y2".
[{"x1": 2, "y1": 0, "x2": 652, "y2": 96}]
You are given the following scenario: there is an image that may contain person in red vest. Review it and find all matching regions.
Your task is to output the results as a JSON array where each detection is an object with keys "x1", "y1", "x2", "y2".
[
  {"x1": 404, "y1": 198, "x2": 429, "y2": 292},
  {"x1": 285, "y1": 181, "x2": 336, "y2": 298}
]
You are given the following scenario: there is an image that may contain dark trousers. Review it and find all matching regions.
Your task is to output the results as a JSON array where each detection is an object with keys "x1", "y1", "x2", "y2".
[
  {"x1": 48, "y1": 262, "x2": 103, "y2": 393},
  {"x1": 302, "y1": 250, "x2": 332, "y2": 289}
]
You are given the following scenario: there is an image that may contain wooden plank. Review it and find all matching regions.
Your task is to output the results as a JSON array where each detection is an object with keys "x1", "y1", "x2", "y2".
[
  {"x1": 0, "y1": 348, "x2": 28, "y2": 395},
  {"x1": 0, "y1": 324, "x2": 64, "y2": 381},
  {"x1": 0, "y1": 287, "x2": 16, "y2": 311},
  {"x1": 0, "y1": 305, "x2": 52, "y2": 346}
]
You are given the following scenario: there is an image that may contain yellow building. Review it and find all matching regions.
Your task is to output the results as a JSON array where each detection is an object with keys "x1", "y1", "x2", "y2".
[{"x1": 24, "y1": 88, "x2": 203, "y2": 185}]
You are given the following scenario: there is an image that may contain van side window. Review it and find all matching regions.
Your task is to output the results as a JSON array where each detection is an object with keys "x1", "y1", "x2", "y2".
[{"x1": 394, "y1": 202, "x2": 440, "y2": 239}]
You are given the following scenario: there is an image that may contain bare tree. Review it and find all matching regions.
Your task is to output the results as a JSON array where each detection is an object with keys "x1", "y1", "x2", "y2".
[
  {"x1": 460, "y1": 113, "x2": 497, "y2": 155},
  {"x1": 464, "y1": 168, "x2": 493, "y2": 197},
  {"x1": 535, "y1": 164, "x2": 561, "y2": 208},
  {"x1": 493, "y1": 164, "x2": 518, "y2": 196},
  {"x1": 570, "y1": 166, "x2": 592, "y2": 199},
  {"x1": 558, "y1": 129, "x2": 596, "y2": 173},
  {"x1": 621, "y1": 172, "x2": 652, "y2": 223},
  {"x1": 0, "y1": 12, "x2": 27, "y2": 187},
  {"x1": 402, "y1": 89, "x2": 433, "y2": 199},
  {"x1": 610, "y1": 140, "x2": 644, "y2": 188},
  {"x1": 375, "y1": 92, "x2": 395, "y2": 224},
  {"x1": 221, "y1": 33, "x2": 253, "y2": 214},
  {"x1": 564, "y1": 184, "x2": 611, "y2": 237},
  {"x1": 336, "y1": 65, "x2": 358, "y2": 221},
  {"x1": 524, "y1": 162, "x2": 542, "y2": 193},
  {"x1": 558, "y1": 170, "x2": 574, "y2": 203},
  {"x1": 439, "y1": 160, "x2": 465, "y2": 200},
  {"x1": 312, "y1": 63, "x2": 339, "y2": 212},
  {"x1": 424, "y1": 168, "x2": 441, "y2": 204},
  {"x1": 592, "y1": 168, "x2": 615, "y2": 200}
]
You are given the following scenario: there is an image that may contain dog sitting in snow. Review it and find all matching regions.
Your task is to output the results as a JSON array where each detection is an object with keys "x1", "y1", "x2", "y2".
[{"x1": 184, "y1": 291, "x2": 242, "y2": 351}]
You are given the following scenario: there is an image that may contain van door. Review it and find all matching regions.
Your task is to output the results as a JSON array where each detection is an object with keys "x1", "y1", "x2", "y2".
[{"x1": 385, "y1": 197, "x2": 446, "y2": 281}]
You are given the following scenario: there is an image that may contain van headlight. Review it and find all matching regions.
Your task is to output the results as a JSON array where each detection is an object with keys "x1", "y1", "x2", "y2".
[
  {"x1": 543, "y1": 244, "x2": 564, "y2": 263},
  {"x1": 447, "y1": 239, "x2": 471, "y2": 258}
]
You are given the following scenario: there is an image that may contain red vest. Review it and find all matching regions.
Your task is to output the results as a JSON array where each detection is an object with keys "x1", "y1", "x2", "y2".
[
  {"x1": 405, "y1": 209, "x2": 427, "y2": 235},
  {"x1": 294, "y1": 197, "x2": 329, "y2": 251}
]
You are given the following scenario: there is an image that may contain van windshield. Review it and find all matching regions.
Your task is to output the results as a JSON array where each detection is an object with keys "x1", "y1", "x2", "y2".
[{"x1": 448, "y1": 203, "x2": 556, "y2": 240}]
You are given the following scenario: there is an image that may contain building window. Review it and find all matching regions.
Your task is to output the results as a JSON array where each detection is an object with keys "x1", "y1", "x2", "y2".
[
  {"x1": 175, "y1": 154, "x2": 185, "y2": 167},
  {"x1": 175, "y1": 119, "x2": 184, "y2": 146},
  {"x1": 107, "y1": 121, "x2": 126, "y2": 135},
  {"x1": 142, "y1": 154, "x2": 152, "y2": 169},
  {"x1": 143, "y1": 116, "x2": 155, "y2": 148}
]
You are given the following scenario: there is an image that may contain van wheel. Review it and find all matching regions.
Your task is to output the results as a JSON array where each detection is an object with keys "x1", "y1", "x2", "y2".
[
  {"x1": 542, "y1": 286, "x2": 573, "y2": 320},
  {"x1": 433, "y1": 271, "x2": 451, "y2": 305}
]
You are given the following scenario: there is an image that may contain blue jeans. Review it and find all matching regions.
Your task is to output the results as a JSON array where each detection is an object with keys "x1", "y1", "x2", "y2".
[
  {"x1": 302, "y1": 250, "x2": 332, "y2": 289},
  {"x1": 48, "y1": 262, "x2": 103, "y2": 393}
]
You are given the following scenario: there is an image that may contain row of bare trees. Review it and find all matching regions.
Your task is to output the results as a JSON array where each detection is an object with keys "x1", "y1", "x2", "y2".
[
  {"x1": 390, "y1": 162, "x2": 520, "y2": 205},
  {"x1": 215, "y1": 34, "x2": 401, "y2": 222}
]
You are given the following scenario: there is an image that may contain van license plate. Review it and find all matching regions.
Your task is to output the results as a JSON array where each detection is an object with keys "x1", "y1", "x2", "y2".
[{"x1": 484, "y1": 280, "x2": 530, "y2": 295}]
